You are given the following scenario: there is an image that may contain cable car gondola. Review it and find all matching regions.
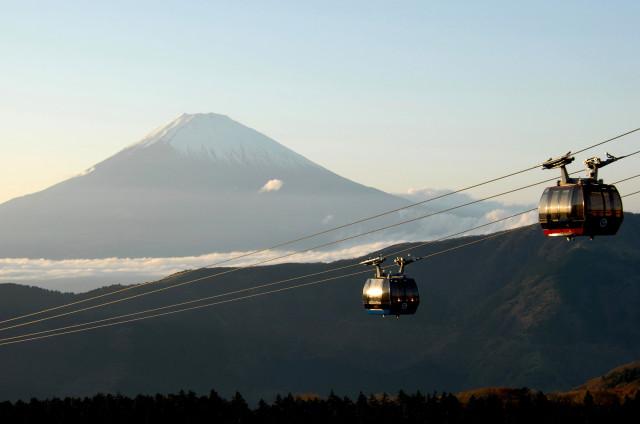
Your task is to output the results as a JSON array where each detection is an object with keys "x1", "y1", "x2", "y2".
[
  {"x1": 361, "y1": 256, "x2": 419, "y2": 318},
  {"x1": 538, "y1": 152, "x2": 624, "y2": 240}
]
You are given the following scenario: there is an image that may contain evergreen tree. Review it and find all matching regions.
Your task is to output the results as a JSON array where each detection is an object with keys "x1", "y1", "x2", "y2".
[{"x1": 229, "y1": 391, "x2": 250, "y2": 424}]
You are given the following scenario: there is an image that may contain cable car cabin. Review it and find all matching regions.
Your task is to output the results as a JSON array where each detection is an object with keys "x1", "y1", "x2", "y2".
[
  {"x1": 538, "y1": 152, "x2": 624, "y2": 240},
  {"x1": 538, "y1": 183, "x2": 623, "y2": 239},
  {"x1": 362, "y1": 276, "x2": 420, "y2": 317},
  {"x1": 360, "y1": 256, "x2": 421, "y2": 317}
]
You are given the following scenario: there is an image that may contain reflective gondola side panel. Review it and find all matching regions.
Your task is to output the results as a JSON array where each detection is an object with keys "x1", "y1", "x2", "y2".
[
  {"x1": 539, "y1": 185, "x2": 585, "y2": 237},
  {"x1": 390, "y1": 277, "x2": 420, "y2": 315},
  {"x1": 363, "y1": 278, "x2": 390, "y2": 315},
  {"x1": 582, "y1": 184, "x2": 624, "y2": 236}
]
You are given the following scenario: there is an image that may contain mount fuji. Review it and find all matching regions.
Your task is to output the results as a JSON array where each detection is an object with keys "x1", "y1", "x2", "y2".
[{"x1": 0, "y1": 113, "x2": 416, "y2": 259}]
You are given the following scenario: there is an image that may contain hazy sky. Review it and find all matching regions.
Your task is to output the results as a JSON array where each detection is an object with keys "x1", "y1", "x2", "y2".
[{"x1": 2, "y1": 1, "x2": 639, "y2": 211}]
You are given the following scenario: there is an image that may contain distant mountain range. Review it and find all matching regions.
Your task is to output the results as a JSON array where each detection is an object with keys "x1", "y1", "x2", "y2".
[
  {"x1": 1, "y1": 213, "x2": 638, "y2": 403},
  {"x1": 0, "y1": 113, "x2": 417, "y2": 259}
]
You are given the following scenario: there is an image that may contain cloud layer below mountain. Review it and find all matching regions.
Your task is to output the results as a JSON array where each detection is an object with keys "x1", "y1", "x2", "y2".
[
  {"x1": 0, "y1": 242, "x2": 395, "y2": 292},
  {"x1": 1, "y1": 191, "x2": 537, "y2": 293}
]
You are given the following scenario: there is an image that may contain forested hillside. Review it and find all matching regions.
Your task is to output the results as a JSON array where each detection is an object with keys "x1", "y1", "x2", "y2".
[{"x1": 1, "y1": 214, "x2": 638, "y2": 404}]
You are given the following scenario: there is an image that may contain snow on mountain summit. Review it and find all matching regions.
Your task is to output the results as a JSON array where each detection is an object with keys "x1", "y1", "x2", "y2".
[{"x1": 130, "y1": 113, "x2": 318, "y2": 168}]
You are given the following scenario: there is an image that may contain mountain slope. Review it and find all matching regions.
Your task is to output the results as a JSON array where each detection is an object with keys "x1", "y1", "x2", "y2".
[
  {"x1": 0, "y1": 113, "x2": 413, "y2": 259},
  {"x1": 574, "y1": 361, "x2": 640, "y2": 392},
  {"x1": 1, "y1": 213, "x2": 638, "y2": 403}
]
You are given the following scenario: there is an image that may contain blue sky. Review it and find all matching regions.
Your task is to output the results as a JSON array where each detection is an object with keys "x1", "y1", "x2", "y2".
[{"x1": 2, "y1": 1, "x2": 639, "y2": 210}]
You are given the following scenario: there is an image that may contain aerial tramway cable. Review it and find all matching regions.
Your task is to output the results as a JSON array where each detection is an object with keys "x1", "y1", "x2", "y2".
[
  {"x1": 3, "y1": 128, "x2": 637, "y2": 328},
  {"x1": 572, "y1": 128, "x2": 640, "y2": 155},
  {"x1": 0, "y1": 173, "x2": 576, "y2": 333},
  {"x1": 2, "y1": 148, "x2": 639, "y2": 332},
  {"x1": 1, "y1": 192, "x2": 639, "y2": 346},
  {"x1": 0, "y1": 162, "x2": 545, "y2": 327},
  {"x1": 0, "y1": 212, "x2": 538, "y2": 346},
  {"x1": 4, "y1": 181, "x2": 640, "y2": 347},
  {"x1": 1, "y1": 131, "x2": 639, "y2": 334},
  {"x1": 6, "y1": 180, "x2": 640, "y2": 348}
]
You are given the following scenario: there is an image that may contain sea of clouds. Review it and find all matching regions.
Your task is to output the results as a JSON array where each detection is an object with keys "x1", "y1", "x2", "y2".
[{"x1": 0, "y1": 188, "x2": 537, "y2": 293}]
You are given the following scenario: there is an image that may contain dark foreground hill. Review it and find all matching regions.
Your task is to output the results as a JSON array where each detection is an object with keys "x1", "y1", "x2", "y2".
[{"x1": 0, "y1": 214, "x2": 639, "y2": 404}]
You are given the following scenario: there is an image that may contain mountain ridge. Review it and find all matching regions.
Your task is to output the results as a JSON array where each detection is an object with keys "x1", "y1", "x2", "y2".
[{"x1": 1, "y1": 213, "x2": 638, "y2": 403}]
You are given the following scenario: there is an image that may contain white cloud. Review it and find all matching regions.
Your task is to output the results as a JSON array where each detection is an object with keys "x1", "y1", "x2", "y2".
[
  {"x1": 0, "y1": 241, "x2": 400, "y2": 293},
  {"x1": 70, "y1": 167, "x2": 95, "y2": 178},
  {"x1": 385, "y1": 185, "x2": 539, "y2": 244},
  {"x1": 0, "y1": 207, "x2": 537, "y2": 294},
  {"x1": 259, "y1": 179, "x2": 283, "y2": 193},
  {"x1": 81, "y1": 167, "x2": 96, "y2": 176},
  {"x1": 0, "y1": 185, "x2": 538, "y2": 293},
  {"x1": 322, "y1": 214, "x2": 334, "y2": 224},
  {"x1": 483, "y1": 209, "x2": 510, "y2": 221},
  {"x1": 407, "y1": 187, "x2": 443, "y2": 196}
]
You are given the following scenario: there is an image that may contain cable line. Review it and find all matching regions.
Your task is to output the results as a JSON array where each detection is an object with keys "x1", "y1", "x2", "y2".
[
  {"x1": 0, "y1": 215, "x2": 536, "y2": 346},
  {"x1": 0, "y1": 269, "x2": 369, "y2": 347},
  {"x1": 613, "y1": 174, "x2": 640, "y2": 185},
  {"x1": 382, "y1": 210, "x2": 537, "y2": 259},
  {"x1": 0, "y1": 172, "x2": 561, "y2": 333},
  {"x1": 1, "y1": 210, "x2": 536, "y2": 343},
  {"x1": 0, "y1": 208, "x2": 537, "y2": 335},
  {"x1": 2, "y1": 162, "x2": 543, "y2": 327},
  {"x1": 1, "y1": 131, "x2": 638, "y2": 328},
  {"x1": 572, "y1": 127, "x2": 640, "y2": 155},
  {"x1": 4, "y1": 153, "x2": 637, "y2": 333},
  {"x1": 3, "y1": 183, "x2": 639, "y2": 347}
]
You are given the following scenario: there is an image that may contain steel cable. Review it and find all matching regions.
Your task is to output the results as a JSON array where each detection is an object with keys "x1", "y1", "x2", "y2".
[{"x1": 1, "y1": 131, "x2": 638, "y2": 330}]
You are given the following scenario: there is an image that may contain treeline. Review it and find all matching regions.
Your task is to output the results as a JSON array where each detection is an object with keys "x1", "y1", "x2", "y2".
[{"x1": 1, "y1": 388, "x2": 639, "y2": 424}]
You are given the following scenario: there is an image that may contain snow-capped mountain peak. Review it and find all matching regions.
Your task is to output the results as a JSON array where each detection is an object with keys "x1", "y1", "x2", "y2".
[
  {"x1": 0, "y1": 113, "x2": 410, "y2": 260},
  {"x1": 129, "y1": 113, "x2": 317, "y2": 168}
]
